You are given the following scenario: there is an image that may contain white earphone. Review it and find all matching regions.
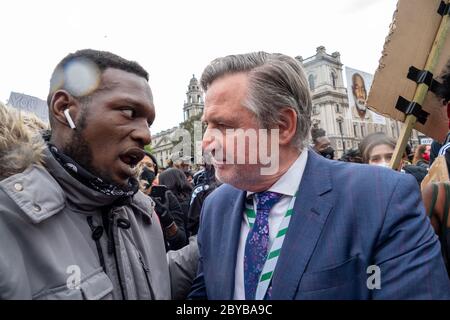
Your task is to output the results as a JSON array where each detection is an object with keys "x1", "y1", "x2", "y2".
[{"x1": 63, "y1": 109, "x2": 76, "y2": 129}]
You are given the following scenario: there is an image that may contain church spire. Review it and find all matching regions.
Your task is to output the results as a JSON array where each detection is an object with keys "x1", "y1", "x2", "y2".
[{"x1": 183, "y1": 74, "x2": 204, "y2": 121}]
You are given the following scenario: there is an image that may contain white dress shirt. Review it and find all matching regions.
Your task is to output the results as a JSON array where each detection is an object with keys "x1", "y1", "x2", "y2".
[{"x1": 233, "y1": 149, "x2": 308, "y2": 299}]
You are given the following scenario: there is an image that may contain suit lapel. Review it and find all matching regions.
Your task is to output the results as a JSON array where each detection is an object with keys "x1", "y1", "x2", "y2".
[
  {"x1": 270, "y1": 150, "x2": 334, "y2": 299},
  {"x1": 216, "y1": 189, "x2": 246, "y2": 299}
]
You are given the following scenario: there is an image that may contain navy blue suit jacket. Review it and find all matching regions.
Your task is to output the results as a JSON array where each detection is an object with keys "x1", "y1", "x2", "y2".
[{"x1": 189, "y1": 150, "x2": 450, "y2": 299}]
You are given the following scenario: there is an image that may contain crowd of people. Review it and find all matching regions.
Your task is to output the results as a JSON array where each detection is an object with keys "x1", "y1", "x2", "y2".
[{"x1": 1, "y1": 48, "x2": 450, "y2": 300}]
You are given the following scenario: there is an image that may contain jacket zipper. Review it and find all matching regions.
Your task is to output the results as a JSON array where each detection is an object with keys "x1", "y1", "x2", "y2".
[
  {"x1": 86, "y1": 216, "x2": 106, "y2": 273},
  {"x1": 138, "y1": 253, "x2": 155, "y2": 299},
  {"x1": 103, "y1": 210, "x2": 126, "y2": 300}
]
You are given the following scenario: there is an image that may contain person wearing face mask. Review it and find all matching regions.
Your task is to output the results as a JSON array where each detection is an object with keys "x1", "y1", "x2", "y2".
[
  {"x1": 138, "y1": 152, "x2": 188, "y2": 251},
  {"x1": 359, "y1": 132, "x2": 428, "y2": 185},
  {"x1": 311, "y1": 127, "x2": 335, "y2": 160},
  {"x1": 359, "y1": 132, "x2": 396, "y2": 168}
]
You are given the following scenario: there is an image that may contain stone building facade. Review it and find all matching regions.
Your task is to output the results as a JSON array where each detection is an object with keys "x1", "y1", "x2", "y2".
[{"x1": 152, "y1": 47, "x2": 422, "y2": 166}]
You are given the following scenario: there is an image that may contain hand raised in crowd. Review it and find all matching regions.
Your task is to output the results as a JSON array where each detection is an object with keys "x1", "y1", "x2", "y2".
[{"x1": 153, "y1": 191, "x2": 177, "y2": 233}]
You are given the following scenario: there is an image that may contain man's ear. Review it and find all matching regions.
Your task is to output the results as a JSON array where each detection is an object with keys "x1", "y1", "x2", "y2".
[
  {"x1": 278, "y1": 107, "x2": 298, "y2": 146},
  {"x1": 50, "y1": 90, "x2": 81, "y2": 129}
]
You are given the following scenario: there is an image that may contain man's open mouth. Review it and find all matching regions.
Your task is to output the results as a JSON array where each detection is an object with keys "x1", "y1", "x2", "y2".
[{"x1": 119, "y1": 148, "x2": 145, "y2": 168}]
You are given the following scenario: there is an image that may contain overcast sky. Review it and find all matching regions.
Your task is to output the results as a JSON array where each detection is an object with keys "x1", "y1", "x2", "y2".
[{"x1": 1, "y1": 0, "x2": 397, "y2": 134}]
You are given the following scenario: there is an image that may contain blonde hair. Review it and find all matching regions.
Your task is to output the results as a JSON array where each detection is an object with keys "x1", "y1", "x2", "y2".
[{"x1": 0, "y1": 101, "x2": 47, "y2": 179}]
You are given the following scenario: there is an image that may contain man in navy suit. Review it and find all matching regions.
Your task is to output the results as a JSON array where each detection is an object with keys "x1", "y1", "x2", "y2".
[{"x1": 189, "y1": 52, "x2": 450, "y2": 299}]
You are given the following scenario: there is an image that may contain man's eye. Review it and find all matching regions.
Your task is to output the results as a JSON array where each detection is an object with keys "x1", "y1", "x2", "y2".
[
  {"x1": 121, "y1": 109, "x2": 135, "y2": 118},
  {"x1": 218, "y1": 123, "x2": 231, "y2": 129}
]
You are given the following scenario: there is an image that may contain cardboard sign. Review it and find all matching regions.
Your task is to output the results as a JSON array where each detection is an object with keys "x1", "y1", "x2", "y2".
[
  {"x1": 421, "y1": 155, "x2": 450, "y2": 191},
  {"x1": 367, "y1": 0, "x2": 450, "y2": 143}
]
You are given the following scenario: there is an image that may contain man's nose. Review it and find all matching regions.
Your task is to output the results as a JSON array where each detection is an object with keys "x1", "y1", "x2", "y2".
[
  {"x1": 202, "y1": 127, "x2": 215, "y2": 152},
  {"x1": 130, "y1": 119, "x2": 152, "y2": 146}
]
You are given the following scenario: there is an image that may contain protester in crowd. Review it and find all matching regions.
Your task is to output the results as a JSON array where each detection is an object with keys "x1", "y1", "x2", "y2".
[
  {"x1": 138, "y1": 152, "x2": 187, "y2": 251},
  {"x1": 187, "y1": 163, "x2": 220, "y2": 237},
  {"x1": 422, "y1": 60, "x2": 450, "y2": 276},
  {"x1": 311, "y1": 127, "x2": 334, "y2": 159},
  {"x1": 0, "y1": 49, "x2": 193, "y2": 299},
  {"x1": 359, "y1": 132, "x2": 428, "y2": 184},
  {"x1": 413, "y1": 144, "x2": 430, "y2": 169},
  {"x1": 189, "y1": 52, "x2": 449, "y2": 300},
  {"x1": 184, "y1": 170, "x2": 194, "y2": 186},
  {"x1": 193, "y1": 165, "x2": 207, "y2": 187},
  {"x1": 159, "y1": 168, "x2": 192, "y2": 220},
  {"x1": 138, "y1": 151, "x2": 158, "y2": 193},
  {"x1": 338, "y1": 148, "x2": 362, "y2": 163},
  {"x1": 359, "y1": 132, "x2": 396, "y2": 166}
]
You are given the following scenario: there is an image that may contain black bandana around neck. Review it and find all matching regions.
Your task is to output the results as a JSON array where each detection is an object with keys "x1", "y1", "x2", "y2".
[{"x1": 48, "y1": 143, "x2": 139, "y2": 197}]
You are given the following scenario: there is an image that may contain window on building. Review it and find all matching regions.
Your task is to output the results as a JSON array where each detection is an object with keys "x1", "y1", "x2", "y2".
[
  {"x1": 353, "y1": 124, "x2": 358, "y2": 137},
  {"x1": 308, "y1": 74, "x2": 315, "y2": 91},
  {"x1": 361, "y1": 124, "x2": 365, "y2": 137},
  {"x1": 338, "y1": 120, "x2": 344, "y2": 135},
  {"x1": 336, "y1": 104, "x2": 340, "y2": 113},
  {"x1": 331, "y1": 72, "x2": 337, "y2": 89}
]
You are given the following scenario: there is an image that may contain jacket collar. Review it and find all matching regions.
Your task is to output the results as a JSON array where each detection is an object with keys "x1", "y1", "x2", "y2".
[
  {"x1": 217, "y1": 189, "x2": 247, "y2": 299},
  {"x1": 43, "y1": 147, "x2": 125, "y2": 212},
  {"x1": 43, "y1": 147, "x2": 152, "y2": 222}
]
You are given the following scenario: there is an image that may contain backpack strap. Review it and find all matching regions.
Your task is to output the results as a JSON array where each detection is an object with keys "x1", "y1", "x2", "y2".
[{"x1": 429, "y1": 183, "x2": 439, "y2": 218}]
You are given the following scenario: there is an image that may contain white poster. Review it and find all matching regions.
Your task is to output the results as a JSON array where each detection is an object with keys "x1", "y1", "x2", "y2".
[{"x1": 345, "y1": 67, "x2": 386, "y2": 125}]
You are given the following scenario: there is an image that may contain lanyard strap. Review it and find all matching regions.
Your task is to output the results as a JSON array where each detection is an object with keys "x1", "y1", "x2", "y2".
[{"x1": 244, "y1": 192, "x2": 297, "y2": 300}]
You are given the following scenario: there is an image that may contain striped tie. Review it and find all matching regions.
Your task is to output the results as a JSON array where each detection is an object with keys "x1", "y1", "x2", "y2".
[{"x1": 244, "y1": 191, "x2": 283, "y2": 300}]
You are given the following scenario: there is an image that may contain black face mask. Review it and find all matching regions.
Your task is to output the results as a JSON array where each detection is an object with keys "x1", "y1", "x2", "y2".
[
  {"x1": 319, "y1": 146, "x2": 335, "y2": 160},
  {"x1": 140, "y1": 167, "x2": 156, "y2": 189}
]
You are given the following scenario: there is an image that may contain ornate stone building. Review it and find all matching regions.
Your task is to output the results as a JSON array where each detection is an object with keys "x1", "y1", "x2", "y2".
[
  {"x1": 183, "y1": 75, "x2": 204, "y2": 121},
  {"x1": 151, "y1": 75, "x2": 204, "y2": 167},
  {"x1": 297, "y1": 46, "x2": 420, "y2": 158},
  {"x1": 152, "y1": 47, "x2": 422, "y2": 165}
]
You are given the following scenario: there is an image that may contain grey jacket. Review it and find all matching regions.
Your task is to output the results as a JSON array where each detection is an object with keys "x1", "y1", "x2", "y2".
[
  {"x1": 0, "y1": 108, "x2": 175, "y2": 299},
  {"x1": 0, "y1": 150, "x2": 172, "y2": 300}
]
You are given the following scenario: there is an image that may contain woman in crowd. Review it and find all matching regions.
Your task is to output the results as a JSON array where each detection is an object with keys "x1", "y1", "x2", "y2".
[
  {"x1": 359, "y1": 132, "x2": 428, "y2": 185},
  {"x1": 359, "y1": 132, "x2": 396, "y2": 166},
  {"x1": 138, "y1": 153, "x2": 188, "y2": 250}
]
